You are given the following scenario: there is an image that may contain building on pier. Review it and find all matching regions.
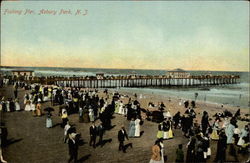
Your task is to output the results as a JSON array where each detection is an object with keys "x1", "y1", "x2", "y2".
[
  {"x1": 11, "y1": 70, "x2": 34, "y2": 78},
  {"x1": 167, "y1": 68, "x2": 190, "y2": 78}
]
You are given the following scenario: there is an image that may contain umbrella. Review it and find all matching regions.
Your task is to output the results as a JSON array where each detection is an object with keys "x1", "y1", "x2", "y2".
[{"x1": 44, "y1": 107, "x2": 55, "y2": 112}]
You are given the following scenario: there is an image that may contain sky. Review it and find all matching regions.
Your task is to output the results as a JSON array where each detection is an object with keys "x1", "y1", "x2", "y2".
[{"x1": 1, "y1": 1, "x2": 249, "y2": 71}]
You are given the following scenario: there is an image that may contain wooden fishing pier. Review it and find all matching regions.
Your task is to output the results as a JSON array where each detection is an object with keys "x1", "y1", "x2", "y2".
[
  {"x1": 4, "y1": 69, "x2": 240, "y2": 88},
  {"x1": 47, "y1": 75, "x2": 240, "y2": 88}
]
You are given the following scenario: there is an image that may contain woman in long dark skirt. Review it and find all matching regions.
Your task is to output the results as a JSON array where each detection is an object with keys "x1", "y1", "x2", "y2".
[
  {"x1": 201, "y1": 111, "x2": 209, "y2": 134},
  {"x1": 173, "y1": 111, "x2": 181, "y2": 129},
  {"x1": 195, "y1": 134, "x2": 205, "y2": 163},
  {"x1": 186, "y1": 136, "x2": 196, "y2": 163},
  {"x1": 214, "y1": 131, "x2": 227, "y2": 163}
]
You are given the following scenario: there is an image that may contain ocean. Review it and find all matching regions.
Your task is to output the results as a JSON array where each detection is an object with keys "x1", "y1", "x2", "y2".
[{"x1": 1, "y1": 67, "x2": 249, "y2": 108}]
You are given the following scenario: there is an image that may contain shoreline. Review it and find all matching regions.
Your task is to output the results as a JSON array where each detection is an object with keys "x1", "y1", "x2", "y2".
[
  {"x1": 115, "y1": 86, "x2": 250, "y2": 108},
  {"x1": 97, "y1": 87, "x2": 249, "y2": 126}
]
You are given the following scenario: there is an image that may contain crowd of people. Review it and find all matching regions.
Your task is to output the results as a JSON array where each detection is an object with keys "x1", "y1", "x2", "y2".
[
  {"x1": 0, "y1": 78, "x2": 249, "y2": 163},
  {"x1": 148, "y1": 101, "x2": 250, "y2": 163}
]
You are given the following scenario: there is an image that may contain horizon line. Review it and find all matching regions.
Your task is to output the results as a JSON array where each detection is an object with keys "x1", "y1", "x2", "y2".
[{"x1": 0, "y1": 65, "x2": 249, "y2": 73}]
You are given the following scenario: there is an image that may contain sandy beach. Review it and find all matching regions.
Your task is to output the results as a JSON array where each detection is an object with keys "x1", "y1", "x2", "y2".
[{"x1": 0, "y1": 85, "x2": 249, "y2": 163}]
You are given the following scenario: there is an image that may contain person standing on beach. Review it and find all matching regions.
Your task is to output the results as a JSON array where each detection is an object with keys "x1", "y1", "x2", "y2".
[
  {"x1": 46, "y1": 112, "x2": 53, "y2": 128},
  {"x1": 201, "y1": 111, "x2": 210, "y2": 134},
  {"x1": 211, "y1": 118, "x2": 220, "y2": 140},
  {"x1": 61, "y1": 111, "x2": 68, "y2": 128},
  {"x1": 14, "y1": 99, "x2": 21, "y2": 111},
  {"x1": 149, "y1": 139, "x2": 162, "y2": 163},
  {"x1": 118, "y1": 126, "x2": 129, "y2": 153},
  {"x1": 14, "y1": 83, "x2": 18, "y2": 99},
  {"x1": 186, "y1": 136, "x2": 196, "y2": 163},
  {"x1": 88, "y1": 106, "x2": 94, "y2": 122},
  {"x1": 225, "y1": 118, "x2": 237, "y2": 144},
  {"x1": 118, "y1": 101, "x2": 124, "y2": 115},
  {"x1": 68, "y1": 133, "x2": 79, "y2": 163},
  {"x1": 134, "y1": 116, "x2": 141, "y2": 137},
  {"x1": 64, "y1": 121, "x2": 71, "y2": 143},
  {"x1": 195, "y1": 134, "x2": 205, "y2": 163},
  {"x1": 214, "y1": 131, "x2": 227, "y2": 163},
  {"x1": 173, "y1": 112, "x2": 181, "y2": 129},
  {"x1": 97, "y1": 122, "x2": 105, "y2": 146},
  {"x1": 9, "y1": 98, "x2": 15, "y2": 112},
  {"x1": 89, "y1": 122, "x2": 97, "y2": 148},
  {"x1": 159, "y1": 102, "x2": 165, "y2": 112},
  {"x1": 163, "y1": 120, "x2": 170, "y2": 140},
  {"x1": 128, "y1": 118, "x2": 136, "y2": 138},
  {"x1": 36, "y1": 101, "x2": 42, "y2": 116}
]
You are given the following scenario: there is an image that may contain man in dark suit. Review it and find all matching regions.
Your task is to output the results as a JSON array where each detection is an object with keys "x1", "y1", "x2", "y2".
[
  {"x1": 97, "y1": 123, "x2": 105, "y2": 146},
  {"x1": 89, "y1": 122, "x2": 97, "y2": 148},
  {"x1": 68, "y1": 133, "x2": 79, "y2": 163},
  {"x1": 118, "y1": 126, "x2": 129, "y2": 153}
]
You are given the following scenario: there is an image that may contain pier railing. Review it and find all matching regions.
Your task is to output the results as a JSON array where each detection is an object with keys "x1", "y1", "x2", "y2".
[{"x1": 8, "y1": 74, "x2": 240, "y2": 88}]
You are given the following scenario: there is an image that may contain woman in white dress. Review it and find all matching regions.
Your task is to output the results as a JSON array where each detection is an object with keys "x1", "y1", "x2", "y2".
[
  {"x1": 89, "y1": 108, "x2": 94, "y2": 122},
  {"x1": 134, "y1": 117, "x2": 141, "y2": 137},
  {"x1": 15, "y1": 99, "x2": 21, "y2": 111},
  {"x1": 24, "y1": 100, "x2": 31, "y2": 111},
  {"x1": 118, "y1": 101, "x2": 124, "y2": 115}
]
